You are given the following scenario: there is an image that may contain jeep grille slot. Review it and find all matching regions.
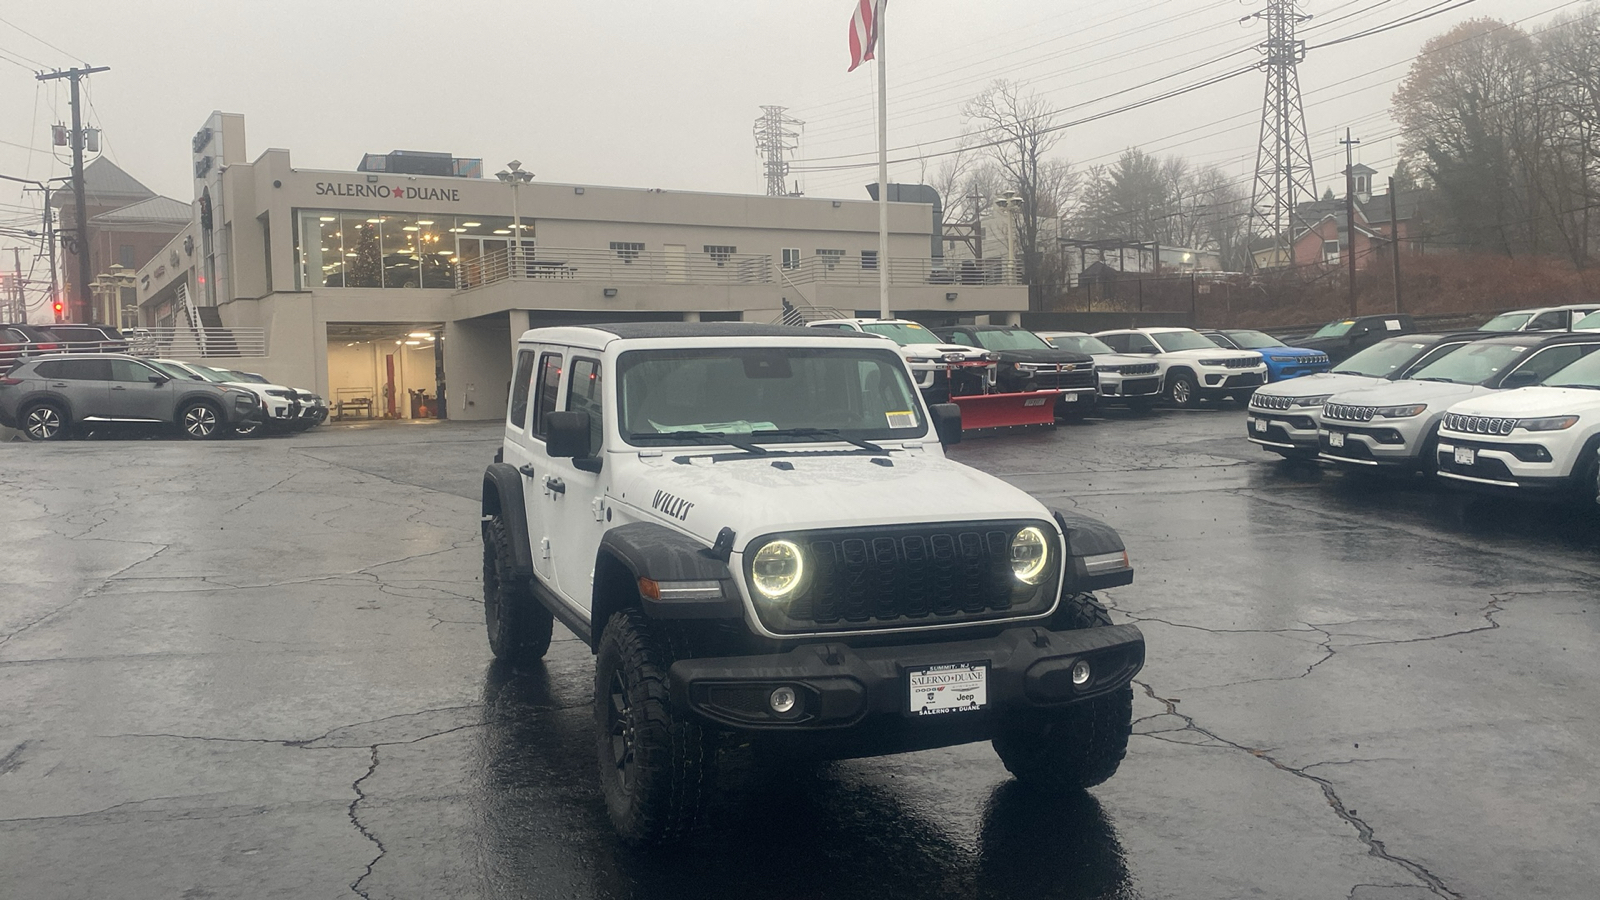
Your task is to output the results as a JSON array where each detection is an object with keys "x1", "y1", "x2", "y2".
[{"x1": 746, "y1": 520, "x2": 1059, "y2": 634}]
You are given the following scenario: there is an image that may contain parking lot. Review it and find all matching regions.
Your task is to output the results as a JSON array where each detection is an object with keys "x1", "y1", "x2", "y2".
[{"x1": 3, "y1": 409, "x2": 1597, "y2": 900}]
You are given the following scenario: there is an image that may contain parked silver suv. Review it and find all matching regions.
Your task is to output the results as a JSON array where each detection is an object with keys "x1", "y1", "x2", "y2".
[{"x1": 0, "y1": 353, "x2": 261, "y2": 441}]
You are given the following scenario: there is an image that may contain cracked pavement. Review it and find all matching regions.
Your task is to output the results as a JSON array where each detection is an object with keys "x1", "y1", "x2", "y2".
[{"x1": 2, "y1": 413, "x2": 1597, "y2": 899}]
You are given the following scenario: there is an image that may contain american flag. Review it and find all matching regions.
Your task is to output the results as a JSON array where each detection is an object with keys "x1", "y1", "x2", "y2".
[
  {"x1": 781, "y1": 298, "x2": 806, "y2": 327},
  {"x1": 847, "y1": 0, "x2": 883, "y2": 72}
]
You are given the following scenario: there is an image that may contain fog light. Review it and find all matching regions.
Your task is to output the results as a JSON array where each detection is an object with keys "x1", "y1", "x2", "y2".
[
  {"x1": 769, "y1": 686, "x2": 797, "y2": 714},
  {"x1": 1071, "y1": 660, "x2": 1091, "y2": 686}
]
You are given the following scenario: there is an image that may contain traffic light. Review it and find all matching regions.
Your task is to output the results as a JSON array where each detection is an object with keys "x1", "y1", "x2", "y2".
[{"x1": 52, "y1": 300, "x2": 64, "y2": 322}]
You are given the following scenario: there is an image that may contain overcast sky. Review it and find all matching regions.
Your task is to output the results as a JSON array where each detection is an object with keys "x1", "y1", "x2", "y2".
[{"x1": 0, "y1": 0, "x2": 1587, "y2": 258}]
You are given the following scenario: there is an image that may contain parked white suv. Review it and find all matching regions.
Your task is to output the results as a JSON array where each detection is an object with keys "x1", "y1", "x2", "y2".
[
  {"x1": 1246, "y1": 332, "x2": 1492, "y2": 459},
  {"x1": 807, "y1": 318, "x2": 992, "y2": 399},
  {"x1": 1478, "y1": 304, "x2": 1600, "y2": 333},
  {"x1": 152, "y1": 359, "x2": 301, "y2": 435},
  {"x1": 1434, "y1": 348, "x2": 1600, "y2": 502},
  {"x1": 1318, "y1": 333, "x2": 1600, "y2": 472},
  {"x1": 1036, "y1": 331, "x2": 1164, "y2": 410},
  {"x1": 480, "y1": 323, "x2": 1145, "y2": 845},
  {"x1": 1094, "y1": 327, "x2": 1267, "y2": 407}
]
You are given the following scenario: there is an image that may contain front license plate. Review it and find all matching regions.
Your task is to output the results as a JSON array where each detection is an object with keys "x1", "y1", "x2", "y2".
[
  {"x1": 1328, "y1": 431, "x2": 1346, "y2": 448},
  {"x1": 908, "y1": 662, "x2": 988, "y2": 716},
  {"x1": 1023, "y1": 397, "x2": 1048, "y2": 407},
  {"x1": 1060, "y1": 392, "x2": 1078, "y2": 402},
  {"x1": 1253, "y1": 417, "x2": 1268, "y2": 433},
  {"x1": 1454, "y1": 446, "x2": 1476, "y2": 466}
]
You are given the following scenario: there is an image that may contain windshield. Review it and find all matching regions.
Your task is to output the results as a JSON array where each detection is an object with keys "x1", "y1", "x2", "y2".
[
  {"x1": 229, "y1": 371, "x2": 270, "y2": 384},
  {"x1": 1045, "y1": 335, "x2": 1114, "y2": 355},
  {"x1": 1333, "y1": 340, "x2": 1435, "y2": 377},
  {"x1": 618, "y1": 347, "x2": 927, "y2": 446},
  {"x1": 1151, "y1": 331, "x2": 1224, "y2": 352},
  {"x1": 1543, "y1": 350, "x2": 1600, "y2": 388},
  {"x1": 970, "y1": 329, "x2": 1053, "y2": 351},
  {"x1": 1311, "y1": 319, "x2": 1356, "y2": 339},
  {"x1": 149, "y1": 360, "x2": 204, "y2": 380},
  {"x1": 1479, "y1": 312, "x2": 1535, "y2": 332},
  {"x1": 192, "y1": 365, "x2": 239, "y2": 384},
  {"x1": 1573, "y1": 311, "x2": 1600, "y2": 331},
  {"x1": 861, "y1": 322, "x2": 941, "y2": 347},
  {"x1": 1408, "y1": 343, "x2": 1527, "y2": 385},
  {"x1": 1223, "y1": 330, "x2": 1286, "y2": 350}
]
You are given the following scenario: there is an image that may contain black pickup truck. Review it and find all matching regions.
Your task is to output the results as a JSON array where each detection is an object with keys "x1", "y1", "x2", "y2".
[{"x1": 1291, "y1": 314, "x2": 1416, "y2": 364}]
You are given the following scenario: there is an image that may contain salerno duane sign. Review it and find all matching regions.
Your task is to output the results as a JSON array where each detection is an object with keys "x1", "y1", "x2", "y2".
[{"x1": 314, "y1": 182, "x2": 461, "y2": 202}]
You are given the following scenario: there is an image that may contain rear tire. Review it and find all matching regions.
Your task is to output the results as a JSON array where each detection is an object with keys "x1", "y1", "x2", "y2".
[
  {"x1": 179, "y1": 401, "x2": 224, "y2": 440},
  {"x1": 993, "y1": 593, "x2": 1133, "y2": 792},
  {"x1": 483, "y1": 515, "x2": 553, "y2": 663},
  {"x1": 21, "y1": 402, "x2": 69, "y2": 441},
  {"x1": 595, "y1": 609, "x2": 715, "y2": 846}
]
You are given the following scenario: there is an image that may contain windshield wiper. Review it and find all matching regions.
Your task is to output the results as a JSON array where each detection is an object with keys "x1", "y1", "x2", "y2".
[
  {"x1": 1545, "y1": 383, "x2": 1600, "y2": 390},
  {"x1": 1415, "y1": 377, "x2": 1457, "y2": 383},
  {"x1": 752, "y1": 427, "x2": 886, "y2": 453},
  {"x1": 1331, "y1": 369, "x2": 1368, "y2": 376},
  {"x1": 631, "y1": 430, "x2": 768, "y2": 455}
]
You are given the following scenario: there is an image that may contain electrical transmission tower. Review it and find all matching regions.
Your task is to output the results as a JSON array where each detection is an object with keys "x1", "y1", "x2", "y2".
[
  {"x1": 753, "y1": 105, "x2": 804, "y2": 196},
  {"x1": 1247, "y1": 0, "x2": 1318, "y2": 268}
]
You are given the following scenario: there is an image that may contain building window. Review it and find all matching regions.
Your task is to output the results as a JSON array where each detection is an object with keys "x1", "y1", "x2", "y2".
[
  {"x1": 1322, "y1": 240, "x2": 1340, "y2": 264},
  {"x1": 610, "y1": 241, "x2": 644, "y2": 262},
  {"x1": 781, "y1": 248, "x2": 801, "y2": 270},
  {"x1": 817, "y1": 248, "x2": 845, "y2": 270},
  {"x1": 861, "y1": 250, "x2": 878, "y2": 270},
  {"x1": 119, "y1": 244, "x2": 136, "y2": 268},
  {"x1": 1355, "y1": 174, "x2": 1370, "y2": 195},
  {"x1": 704, "y1": 245, "x2": 736, "y2": 266}
]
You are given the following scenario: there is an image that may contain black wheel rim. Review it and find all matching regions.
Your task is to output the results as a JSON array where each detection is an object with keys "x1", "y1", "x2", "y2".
[
  {"x1": 607, "y1": 670, "x2": 636, "y2": 791},
  {"x1": 25, "y1": 407, "x2": 60, "y2": 439},
  {"x1": 184, "y1": 406, "x2": 217, "y2": 437}
]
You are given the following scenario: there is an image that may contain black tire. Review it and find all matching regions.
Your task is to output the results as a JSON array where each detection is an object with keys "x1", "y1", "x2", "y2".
[
  {"x1": 1166, "y1": 370, "x2": 1200, "y2": 408},
  {"x1": 483, "y1": 515, "x2": 553, "y2": 663},
  {"x1": 993, "y1": 593, "x2": 1133, "y2": 792},
  {"x1": 178, "y1": 400, "x2": 224, "y2": 440},
  {"x1": 595, "y1": 609, "x2": 716, "y2": 846},
  {"x1": 1569, "y1": 442, "x2": 1600, "y2": 508},
  {"x1": 21, "y1": 401, "x2": 69, "y2": 441}
]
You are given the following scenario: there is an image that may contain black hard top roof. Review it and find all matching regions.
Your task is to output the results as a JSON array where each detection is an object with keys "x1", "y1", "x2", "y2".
[
  {"x1": 574, "y1": 322, "x2": 871, "y2": 340},
  {"x1": 948, "y1": 323, "x2": 1034, "y2": 332}
]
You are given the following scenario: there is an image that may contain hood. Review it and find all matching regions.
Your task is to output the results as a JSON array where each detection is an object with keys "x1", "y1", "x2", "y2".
[
  {"x1": 1255, "y1": 372, "x2": 1385, "y2": 399},
  {"x1": 226, "y1": 380, "x2": 293, "y2": 394},
  {"x1": 1260, "y1": 346, "x2": 1325, "y2": 359},
  {"x1": 1327, "y1": 380, "x2": 1487, "y2": 407},
  {"x1": 611, "y1": 448, "x2": 1050, "y2": 547},
  {"x1": 898, "y1": 343, "x2": 988, "y2": 361},
  {"x1": 1443, "y1": 385, "x2": 1600, "y2": 418},
  {"x1": 1092, "y1": 352, "x2": 1159, "y2": 368},
  {"x1": 987, "y1": 348, "x2": 1093, "y2": 365},
  {"x1": 1161, "y1": 348, "x2": 1262, "y2": 363}
]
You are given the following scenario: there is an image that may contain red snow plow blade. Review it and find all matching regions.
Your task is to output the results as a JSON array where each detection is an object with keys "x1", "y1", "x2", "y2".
[{"x1": 951, "y1": 390, "x2": 1061, "y2": 430}]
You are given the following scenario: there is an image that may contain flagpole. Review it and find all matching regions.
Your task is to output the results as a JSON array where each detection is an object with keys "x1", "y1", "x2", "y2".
[{"x1": 875, "y1": 2, "x2": 890, "y2": 320}]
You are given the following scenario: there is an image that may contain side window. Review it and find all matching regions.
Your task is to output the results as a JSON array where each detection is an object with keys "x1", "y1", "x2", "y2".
[
  {"x1": 57, "y1": 358, "x2": 112, "y2": 380},
  {"x1": 566, "y1": 357, "x2": 604, "y2": 456},
  {"x1": 1528, "y1": 311, "x2": 1565, "y2": 331},
  {"x1": 33, "y1": 360, "x2": 65, "y2": 378},
  {"x1": 781, "y1": 248, "x2": 801, "y2": 270},
  {"x1": 530, "y1": 352, "x2": 563, "y2": 438},
  {"x1": 1097, "y1": 334, "x2": 1126, "y2": 353},
  {"x1": 1127, "y1": 335, "x2": 1158, "y2": 354},
  {"x1": 110, "y1": 359, "x2": 158, "y2": 383},
  {"x1": 1512, "y1": 345, "x2": 1592, "y2": 383},
  {"x1": 508, "y1": 350, "x2": 535, "y2": 427}
]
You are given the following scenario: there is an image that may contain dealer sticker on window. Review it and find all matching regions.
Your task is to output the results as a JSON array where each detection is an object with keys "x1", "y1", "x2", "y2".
[{"x1": 908, "y1": 661, "x2": 988, "y2": 716}]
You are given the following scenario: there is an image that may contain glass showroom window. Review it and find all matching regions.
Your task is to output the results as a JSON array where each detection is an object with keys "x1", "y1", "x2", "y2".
[
  {"x1": 382, "y1": 214, "x2": 420, "y2": 287},
  {"x1": 418, "y1": 217, "x2": 456, "y2": 288}
]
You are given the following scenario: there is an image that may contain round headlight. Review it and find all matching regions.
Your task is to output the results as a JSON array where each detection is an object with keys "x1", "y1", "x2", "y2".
[
  {"x1": 751, "y1": 540, "x2": 805, "y2": 600},
  {"x1": 1010, "y1": 526, "x2": 1050, "y2": 585}
]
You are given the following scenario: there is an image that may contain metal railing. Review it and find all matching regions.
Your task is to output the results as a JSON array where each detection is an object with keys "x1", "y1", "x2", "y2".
[
  {"x1": 126, "y1": 327, "x2": 268, "y2": 358},
  {"x1": 455, "y1": 247, "x2": 775, "y2": 291},
  {"x1": 783, "y1": 254, "x2": 1017, "y2": 286}
]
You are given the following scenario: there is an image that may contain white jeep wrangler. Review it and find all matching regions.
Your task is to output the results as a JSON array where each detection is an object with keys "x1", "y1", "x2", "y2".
[{"x1": 480, "y1": 323, "x2": 1145, "y2": 845}]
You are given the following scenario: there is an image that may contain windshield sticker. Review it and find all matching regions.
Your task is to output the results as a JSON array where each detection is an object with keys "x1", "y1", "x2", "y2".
[
  {"x1": 646, "y1": 419, "x2": 776, "y2": 434},
  {"x1": 651, "y1": 490, "x2": 695, "y2": 521},
  {"x1": 886, "y1": 410, "x2": 917, "y2": 428},
  {"x1": 1385, "y1": 320, "x2": 1402, "y2": 330}
]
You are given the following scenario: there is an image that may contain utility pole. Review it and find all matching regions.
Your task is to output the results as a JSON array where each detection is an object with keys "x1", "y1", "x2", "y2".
[
  {"x1": 1389, "y1": 176, "x2": 1402, "y2": 314},
  {"x1": 752, "y1": 106, "x2": 804, "y2": 197},
  {"x1": 10, "y1": 248, "x2": 22, "y2": 323},
  {"x1": 1341, "y1": 129, "x2": 1361, "y2": 316},
  {"x1": 1247, "y1": 0, "x2": 1317, "y2": 270},
  {"x1": 36, "y1": 65, "x2": 110, "y2": 324}
]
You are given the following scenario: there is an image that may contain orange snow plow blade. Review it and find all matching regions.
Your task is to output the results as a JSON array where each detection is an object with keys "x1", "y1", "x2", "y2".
[{"x1": 951, "y1": 390, "x2": 1061, "y2": 430}]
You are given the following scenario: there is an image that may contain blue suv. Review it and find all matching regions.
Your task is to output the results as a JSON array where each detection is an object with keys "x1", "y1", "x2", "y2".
[{"x1": 1202, "y1": 330, "x2": 1330, "y2": 382}]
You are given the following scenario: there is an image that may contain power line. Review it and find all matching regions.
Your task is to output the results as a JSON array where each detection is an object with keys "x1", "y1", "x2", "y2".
[{"x1": 0, "y1": 13, "x2": 80, "y2": 63}]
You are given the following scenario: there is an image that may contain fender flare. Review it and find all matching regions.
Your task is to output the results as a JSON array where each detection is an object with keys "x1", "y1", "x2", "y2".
[
  {"x1": 481, "y1": 463, "x2": 535, "y2": 575},
  {"x1": 595, "y1": 522, "x2": 742, "y2": 626},
  {"x1": 1050, "y1": 508, "x2": 1134, "y2": 592}
]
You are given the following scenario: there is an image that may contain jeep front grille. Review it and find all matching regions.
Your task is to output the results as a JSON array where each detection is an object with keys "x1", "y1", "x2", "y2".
[
  {"x1": 1443, "y1": 412, "x2": 1516, "y2": 436},
  {"x1": 745, "y1": 520, "x2": 1060, "y2": 634},
  {"x1": 1222, "y1": 357, "x2": 1260, "y2": 369},
  {"x1": 1251, "y1": 393, "x2": 1293, "y2": 411},
  {"x1": 1323, "y1": 402, "x2": 1376, "y2": 423}
]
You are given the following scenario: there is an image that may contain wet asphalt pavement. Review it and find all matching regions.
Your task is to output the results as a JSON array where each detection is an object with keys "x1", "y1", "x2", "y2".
[{"x1": 2, "y1": 410, "x2": 1597, "y2": 900}]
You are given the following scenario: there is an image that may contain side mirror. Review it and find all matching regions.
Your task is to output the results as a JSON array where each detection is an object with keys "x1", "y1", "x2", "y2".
[
  {"x1": 545, "y1": 410, "x2": 592, "y2": 459},
  {"x1": 1501, "y1": 370, "x2": 1540, "y2": 389},
  {"x1": 930, "y1": 403, "x2": 962, "y2": 446},
  {"x1": 147, "y1": 374, "x2": 169, "y2": 385}
]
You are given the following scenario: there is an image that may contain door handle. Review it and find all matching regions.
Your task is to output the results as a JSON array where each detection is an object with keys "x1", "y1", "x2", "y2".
[
  {"x1": 111, "y1": 386, "x2": 127, "y2": 391},
  {"x1": 544, "y1": 476, "x2": 566, "y2": 495},
  {"x1": 50, "y1": 382, "x2": 67, "y2": 388},
  {"x1": 518, "y1": 464, "x2": 536, "y2": 478}
]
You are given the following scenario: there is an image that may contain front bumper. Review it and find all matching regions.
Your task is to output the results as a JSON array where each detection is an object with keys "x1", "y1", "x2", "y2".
[
  {"x1": 668, "y1": 622, "x2": 1144, "y2": 751},
  {"x1": 1433, "y1": 435, "x2": 1579, "y2": 494},
  {"x1": 1195, "y1": 368, "x2": 1266, "y2": 396},
  {"x1": 1318, "y1": 420, "x2": 1428, "y2": 467},
  {"x1": 1245, "y1": 412, "x2": 1320, "y2": 453},
  {"x1": 1097, "y1": 372, "x2": 1163, "y2": 400}
]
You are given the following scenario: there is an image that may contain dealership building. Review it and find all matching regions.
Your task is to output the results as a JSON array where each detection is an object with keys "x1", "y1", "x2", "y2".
[{"x1": 136, "y1": 112, "x2": 1027, "y2": 421}]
